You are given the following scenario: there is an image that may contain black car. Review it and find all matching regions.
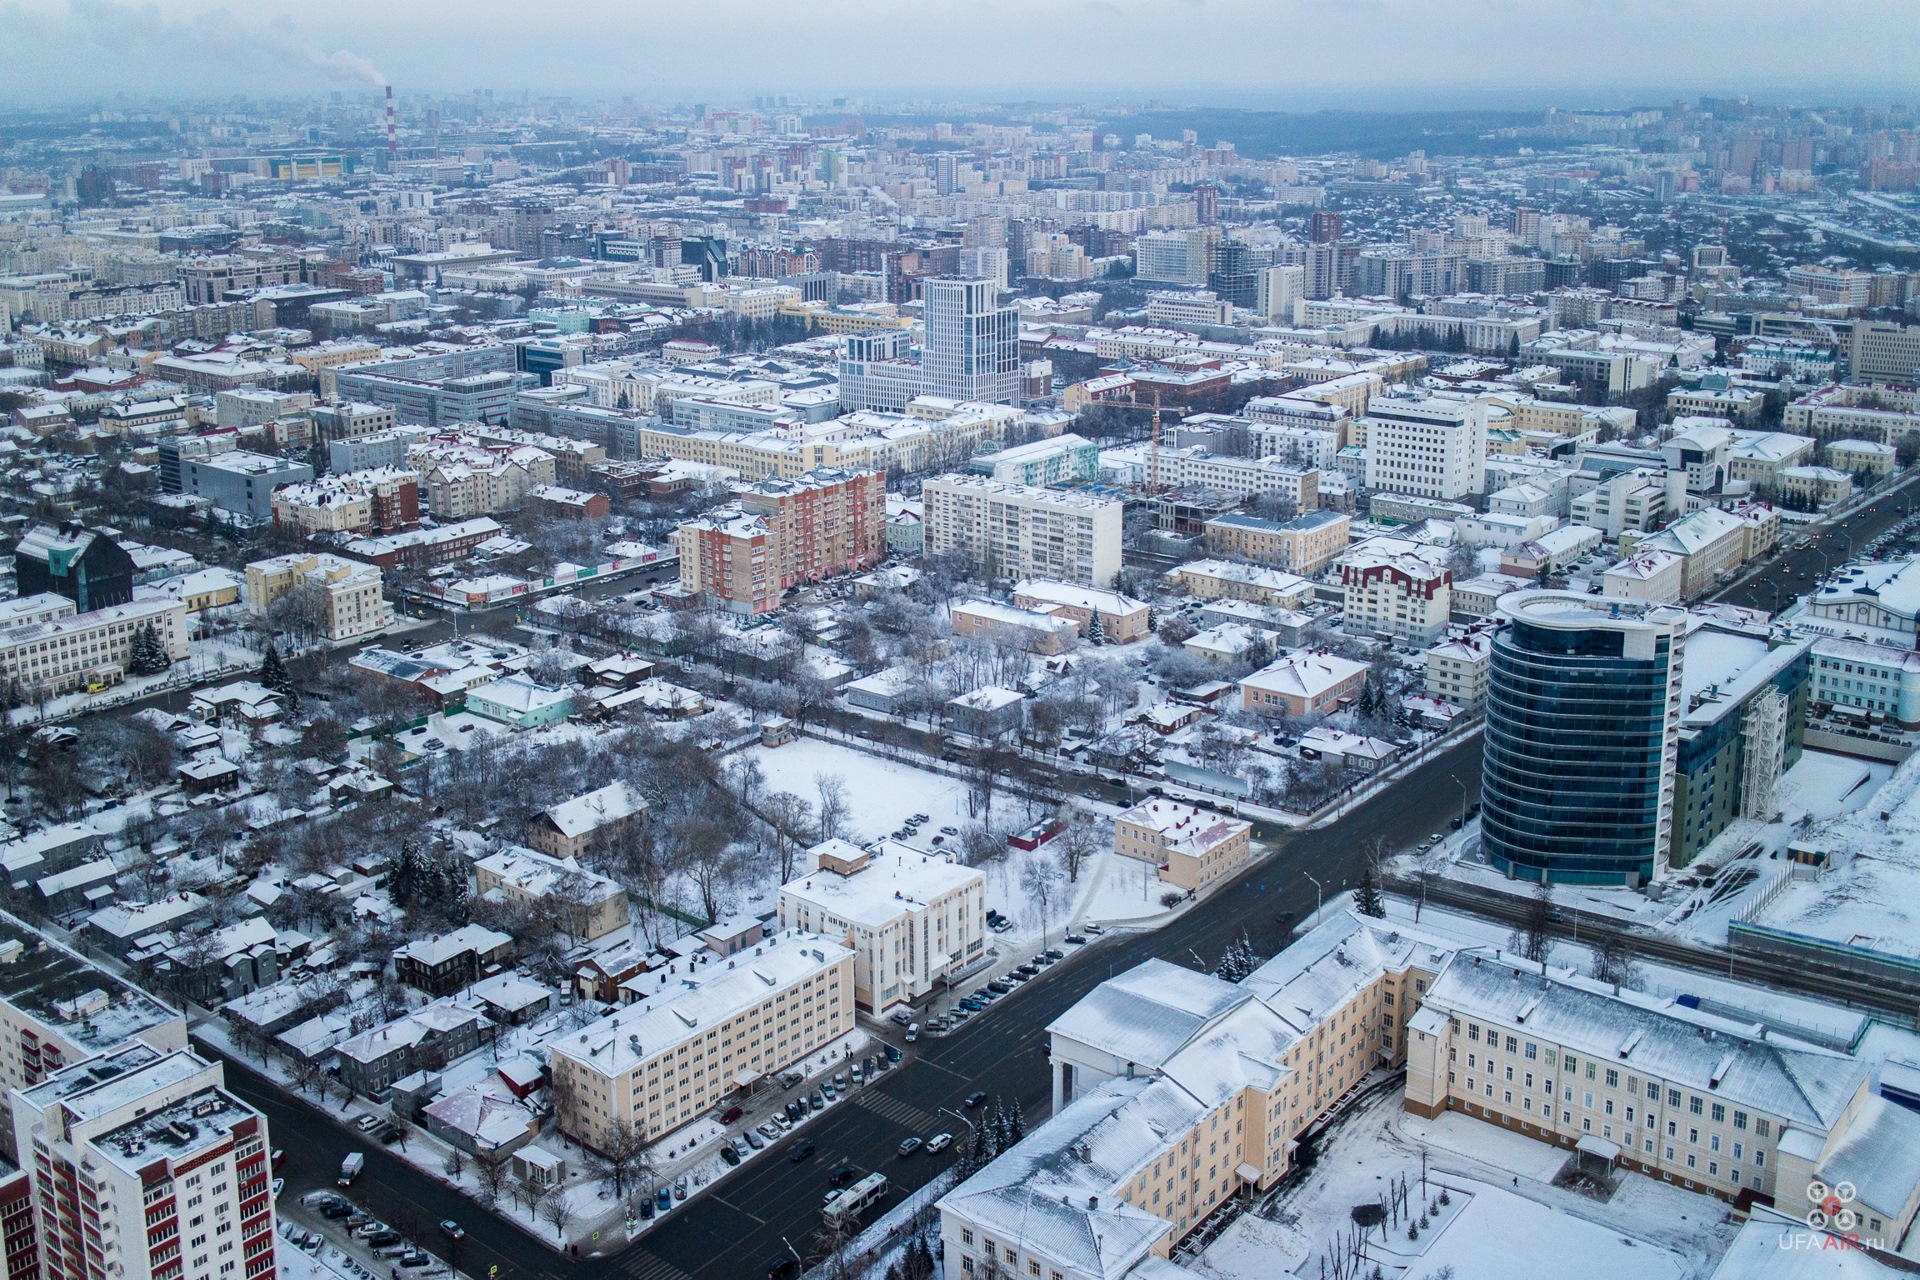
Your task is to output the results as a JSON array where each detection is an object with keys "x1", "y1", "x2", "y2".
[
  {"x1": 365, "y1": 1232, "x2": 401, "y2": 1249},
  {"x1": 1045, "y1": 948, "x2": 1064, "y2": 960},
  {"x1": 789, "y1": 1142, "x2": 817, "y2": 1163},
  {"x1": 829, "y1": 1165, "x2": 859, "y2": 1188},
  {"x1": 1064, "y1": 934, "x2": 1087, "y2": 944},
  {"x1": 639, "y1": 1196, "x2": 655, "y2": 1220},
  {"x1": 318, "y1": 1201, "x2": 353, "y2": 1220},
  {"x1": 767, "y1": 1259, "x2": 801, "y2": 1280},
  {"x1": 987, "y1": 980, "x2": 1012, "y2": 994},
  {"x1": 964, "y1": 1090, "x2": 989, "y2": 1108},
  {"x1": 720, "y1": 1145, "x2": 741, "y2": 1167}
]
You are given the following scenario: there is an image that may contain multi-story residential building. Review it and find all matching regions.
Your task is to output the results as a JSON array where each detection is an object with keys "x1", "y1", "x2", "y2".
[
  {"x1": 1404, "y1": 951, "x2": 1861, "y2": 1206},
  {"x1": 922, "y1": 476, "x2": 1124, "y2": 587},
  {"x1": 1630, "y1": 507, "x2": 1751, "y2": 598},
  {"x1": 409, "y1": 435, "x2": 556, "y2": 518},
  {"x1": 1786, "y1": 264, "x2": 1874, "y2": 308},
  {"x1": 1571, "y1": 467, "x2": 1673, "y2": 538},
  {"x1": 269, "y1": 470, "x2": 420, "y2": 539},
  {"x1": 0, "y1": 913, "x2": 188, "y2": 1160},
  {"x1": 179, "y1": 453, "x2": 313, "y2": 524},
  {"x1": 13, "y1": 525, "x2": 135, "y2": 612},
  {"x1": 525, "y1": 782, "x2": 648, "y2": 861},
  {"x1": 1604, "y1": 549, "x2": 1686, "y2": 603},
  {"x1": 391, "y1": 924, "x2": 514, "y2": 997},
  {"x1": 1144, "y1": 291, "x2": 1233, "y2": 327},
  {"x1": 1161, "y1": 559, "x2": 1313, "y2": 609},
  {"x1": 243, "y1": 554, "x2": 388, "y2": 642},
  {"x1": 341, "y1": 518, "x2": 501, "y2": 570},
  {"x1": 15, "y1": 1045, "x2": 276, "y2": 1280},
  {"x1": 1424, "y1": 627, "x2": 1493, "y2": 707},
  {"x1": 1725, "y1": 430, "x2": 1817, "y2": 490},
  {"x1": 1828, "y1": 438, "x2": 1897, "y2": 478},
  {"x1": 1780, "y1": 465, "x2": 1854, "y2": 508},
  {"x1": 1363, "y1": 392, "x2": 1487, "y2": 499},
  {"x1": 1112, "y1": 798, "x2": 1251, "y2": 893},
  {"x1": 0, "y1": 598, "x2": 188, "y2": 698},
  {"x1": 1482, "y1": 591, "x2": 1688, "y2": 887},
  {"x1": 777, "y1": 840, "x2": 985, "y2": 1015},
  {"x1": 1668, "y1": 385, "x2": 1764, "y2": 424},
  {"x1": 923, "y1": 278, "x2": 1019, "y2": 404},
  {"x1": 1784, "y1": 383, "x2": 1920, "y2": 442},
  {"x1": 675, "y1": 468, "x2": 885, "y2": 614},
  {"x1": 1010, "y1": 579, "x2": 1150, "y2": 643},
  {"x1": 1128, "y1": 448, "x2": 1320, "y2": 510},
  {"x1": 213, "y1": 390, "x2": 313, "y2": 432},
  {"x1": 332, "y1": 362, "x2": 523, "y2": 428},
  {"x1": 1342, "y1": 552, "x2": 1451, "y2": 645},
  {"x1": 547, "y1": 931, "x2": 853, "y2": 1153},
  {"x1": 1132, "y1": 228, "x2": 1216, "y2": 286},
  {"x1": 942, "y1": 913, "x2": 1449, "y2": 1280},
  {"x1": 474, "y1": 847, "x2": 627, "y2": 941},
  {"x1": 0, "y1": 1169, "x2": 34, "y2": 1280},
  {"x1": 1202, "y1": 510, "x2": 1351, "y2": 575},
  {"x1": 1843, "y1": 321, "x2": 1920, "y2": 383},
  {"x1": 1239, "y1": 651, "x2": 1369, "y2": 719},
  {"x1": 968, "y1": 434, "x2": 1100, "y2": 486},
  {"x1": 308, "y1": 402, "x2": 395, "y2": 445}
]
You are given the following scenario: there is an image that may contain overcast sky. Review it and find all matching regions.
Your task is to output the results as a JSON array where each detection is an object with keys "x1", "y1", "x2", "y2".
[{"x1": 1, "y1": 0, "x2": 1915, "y2": 111}]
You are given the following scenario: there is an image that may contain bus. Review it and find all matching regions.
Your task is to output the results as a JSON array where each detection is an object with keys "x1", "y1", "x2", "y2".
[{"x1": 821, "y1": 1172, "x2": 888, "y2": 1229}]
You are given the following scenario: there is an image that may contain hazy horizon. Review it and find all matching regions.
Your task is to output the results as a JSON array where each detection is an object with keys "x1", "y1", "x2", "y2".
[{"x1": 0, "y1": 0, "x2": 1914, "y2": 112}]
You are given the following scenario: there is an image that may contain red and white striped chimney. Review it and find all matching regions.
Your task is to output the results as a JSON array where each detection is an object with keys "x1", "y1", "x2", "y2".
[{"x1": 386, "y1": 84, "x2": 396, "y2": 157}]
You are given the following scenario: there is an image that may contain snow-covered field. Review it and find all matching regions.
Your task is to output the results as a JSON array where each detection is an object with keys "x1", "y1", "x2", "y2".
[{"x1": 737, "y1": 737, "x2": 1035, "y2": 843}]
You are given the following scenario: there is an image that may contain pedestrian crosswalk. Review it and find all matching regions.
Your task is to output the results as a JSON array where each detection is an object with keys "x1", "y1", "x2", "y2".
[
  {"x1": 615, "y1": 1249, "x2": 691, "y2": 1280},
  {"x1": 857, "y1": 1090, "x2": 939, "y2": 1133}
]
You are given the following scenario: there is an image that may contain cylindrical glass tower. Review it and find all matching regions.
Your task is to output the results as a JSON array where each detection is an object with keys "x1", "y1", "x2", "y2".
[{"x1": 1482, "y1": 591, "x2": 1686, "y2": 886}]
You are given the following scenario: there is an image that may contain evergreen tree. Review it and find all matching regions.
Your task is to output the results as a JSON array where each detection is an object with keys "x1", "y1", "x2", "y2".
[
  {"x1": 1007, "y1": 1098, "x2": 1025, "y2": 1143},
  {"x1": 1213, "y1": 931, "x2": 1261, "y2": 982},
  {"x1": 1086, "y1": 610, "x2": 1107, "y2": 645},
  {"x1": 1354, "y1": 865, "x2": 1386, "y2": 918},
  {"x1": 259, "y1": 646, "x2": 297, "y2": 712},
  {"x1": 128, "y1": 622, "x2": 172, "y2": 676}
]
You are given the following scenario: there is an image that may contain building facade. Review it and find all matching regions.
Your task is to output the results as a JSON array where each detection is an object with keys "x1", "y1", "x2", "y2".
[
  {"x1": 921, "y1": 476, "x2": 1124, "y2": 587},
  {"x1": 1112, "y1": 798, "x2": 1251, "y2": 893}
]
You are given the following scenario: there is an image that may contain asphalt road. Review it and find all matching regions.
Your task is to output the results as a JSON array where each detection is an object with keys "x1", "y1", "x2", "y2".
[
  {"x1": 1712, "y1": 472, "x2": 1920, "y2": 610},
  {"x1": 207, "y1": 736, "x2": 1485, "y2": 1280}
]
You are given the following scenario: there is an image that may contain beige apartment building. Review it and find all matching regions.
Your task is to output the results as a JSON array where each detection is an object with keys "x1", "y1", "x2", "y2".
[
  {"x1": 921, "y1": 475, "x2": 1124, "y2": 587},
  {"x1": 777, "y1": 840, "x2": 986, "y2": 1014},
  {"x1": 245, "y1": 552, "x2": 388, "y2": 642},
  {"x1": 1342, "y1": 551, "x2": 1452, "y2": 645},
  {"x1": 1424, "y1": 627, "x2": 1493, "y2": 707},
  {"x1": 1203, "y1": 509, "x2": 1351, "y2": 574},
  {"x1": 474, "y1": 847, "x2": 628, "y2": 941},
  {"x1": 1163, "y1": 559, "x2": 1314, "y2": 609},
  {"x1": 548, "y1": 931, "x2": 854, "y2": 1153},
  {"x1": 1404, "y1": 955, "x2": 1861, "y2": 1206},
  {"x1": 0, "y1": 597, "x2": 188, "y2": 697},
  {"x1": 1112, "y1": 798, "x2": 1251, "y2": 892}
]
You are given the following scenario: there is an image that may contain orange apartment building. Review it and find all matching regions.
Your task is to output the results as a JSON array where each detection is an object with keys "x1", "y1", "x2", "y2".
[{"x1": 675, "y1": 468, "x2": 885, "y2": 614}]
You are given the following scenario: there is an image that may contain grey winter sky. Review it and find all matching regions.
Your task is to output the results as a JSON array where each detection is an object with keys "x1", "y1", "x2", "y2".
[{"x1": 1, "y1": 0, "x2": 1915, "y2": 110}]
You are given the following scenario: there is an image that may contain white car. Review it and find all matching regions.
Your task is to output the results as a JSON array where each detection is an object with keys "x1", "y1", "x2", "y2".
[{"x1": 926, "y1": 1132, "x2": 954, "y2": 1154}]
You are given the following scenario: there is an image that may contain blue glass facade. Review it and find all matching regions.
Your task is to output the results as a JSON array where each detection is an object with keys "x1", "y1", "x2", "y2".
[{"x1": 1482, "y1": 607, "x2": 1678, "y2": 886}]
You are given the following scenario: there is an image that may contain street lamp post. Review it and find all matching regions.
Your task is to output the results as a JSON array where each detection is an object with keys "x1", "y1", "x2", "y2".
[
  {"x1": 940, "y1": 1106, "x2": 978, "y2": 1152},
  {"x1": 1304, "y1": 872, "x2": 1323, "y2": 922}
]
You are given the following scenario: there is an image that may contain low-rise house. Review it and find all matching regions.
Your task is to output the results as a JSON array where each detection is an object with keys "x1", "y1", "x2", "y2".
[
  {"x1": 1297, "y1": 725, "x2": 1399, "y2": 774},
  {"x1": 1162, "y1": 558, "x2": 1314, "y2": 609},
  {"x1": 87, "y1": 893, "x2": 208, "y2": 957},
  {"x1": 423, "y1": 1080, "x2": 540, "y2": 1160},
  {"x1": 464, "y1": 972, "x2": 553, "y2": 1026},
  {"x1": 393, "y1": 924, "x2": 514, "y2": 996},
  {"x1": 525, "y1": 781, "x2": 648, "y2": 860},
  {"x1": 466, "y1": 675, "x2": 574, "y2": 728},
  {"x1": 1239, "y1": 651, "x2": 1369, "y2": 719},
  {"x1": 333, "y1": 1002, "x2": 494, "y2": 1098},
  {"x1": 945, "y1": 686, "x2": 1026, "y2": 740},
  {"x1": 1112, "y1": 798, "x2": 1251, "y2": 892},
  {"x1": 949, "y1": 599, "x2": 1078, "y2": 654},
  {"x1": 187, "y1": 680, "x2": 283, "y2": 727},
  {"x1": 1011, "y1": 579, "x2": 1150, "y2": 643}
]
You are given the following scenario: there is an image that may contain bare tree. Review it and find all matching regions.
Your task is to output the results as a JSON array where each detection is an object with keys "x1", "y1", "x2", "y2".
[
  {"x1": 1020, "y1": 851, "x2": 1062, "y2": 950},
  {"x1": 474, "y1": 1155, "x2": 509, "y2": 1208},
  {"x1": 1510, "y1": 882, "x2": 1553, "y2": 964},
  {"x1": 1055, "y1": 804, "x2": 1099, "y2": 884},
  {"x1": 814, "y1": 773, "x2": 849, "y2": 841},
  {"x1": 542, "y1": 1190, "x2": 576, "y2": 1242},
  {"x1": 763, "y1": 791, "x2": 814, "y2": 882}
]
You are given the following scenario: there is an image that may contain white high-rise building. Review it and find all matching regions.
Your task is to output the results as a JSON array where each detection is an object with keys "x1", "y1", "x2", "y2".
[
  {"x1": 956, "y1": 246, "x2": 1008, "y2": 290},
  {"x1": 18, "y1": 1046, "x2": 277, "y2": 1280},
  {"x1": 1363, "y1": 391, "x2": 1488, "y2": 499},
  {"x1": 921, "y1": 474, "x2": 1124, "y2": 587},
  {"x1": 1133, "y1": 228, "x2": 1215, "y2": 285},
  {"x1": 922, "y1": 278, "x2": 1019, "y2": 405},
  {"x1": 1255, "y1": 263, "x2": 1305, "y2": 322}
]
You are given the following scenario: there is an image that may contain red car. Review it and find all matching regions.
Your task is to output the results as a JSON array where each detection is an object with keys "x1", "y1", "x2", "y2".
[{"x1": 718, "y1": 1105, "x2": 744, "y2": 1125}]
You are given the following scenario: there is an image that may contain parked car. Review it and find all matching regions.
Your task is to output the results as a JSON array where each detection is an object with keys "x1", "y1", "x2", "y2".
[
  {"x1": 657, "y1": 1188, "x2": 673, "y2": 1213},
  {"x1": 353, "y1": 1115, "x2": 381, "y2": 1132},
  {"x1": 897, "y1": 1137, "x2": 924, "y2": 1157},
  {"x1": 1045, "y1": 948, "x2": 1064, "y2": 960},
  {"x1": 271, "y1": 1178, "x2": 284, "y2": 1198},
  {"x1": 720, "y1": 1145, "x2": 741, "y2": 1167},
  {"x1": 400, "y1": 1254, "x2": 431, "y2": 1270},
  {"x1": 719, "y1": 1104, "x2": 745, "y2": 1124},
  {"x1": 745, "y1": 1129, "x2": 766, "y2": 1149},
  {"x1": 890, "y1": 1010, "x2": 911, "y2": 1026}
]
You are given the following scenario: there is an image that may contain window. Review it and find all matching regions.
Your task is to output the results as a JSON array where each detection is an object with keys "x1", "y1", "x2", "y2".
[
  {"x1": 1734, "y1": 1111, "x2": 1749, "y2": 1130},
  {"x1": 1605, "y1": 1069, "x2": 1619, "y2": 1087},
  {"x1": 1689, "y1": 1096, "x2": 1703, "y2": 1116},
  {"x1": 1756, "y1": 1119, "x2": 1771, "y2": 1138}
]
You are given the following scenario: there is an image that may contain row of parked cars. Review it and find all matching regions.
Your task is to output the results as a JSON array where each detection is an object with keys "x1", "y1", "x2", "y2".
[
  {"x1": 301, "y1": 1192, "x2": 438, "y2": 1271},
  {"x1": 921, "y1": 947, "x2": 1070, "y2": 1034}
]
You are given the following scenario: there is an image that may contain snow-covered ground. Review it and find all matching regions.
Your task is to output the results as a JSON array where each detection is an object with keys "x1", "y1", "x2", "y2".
[
  {"x1": 736, "y1": 737, "x2": 1034, "y2": 844},
  {"x1": 1226, "y1": 1086, "x2": 1730, "y2": 1278}
]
